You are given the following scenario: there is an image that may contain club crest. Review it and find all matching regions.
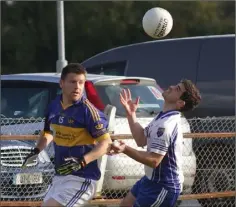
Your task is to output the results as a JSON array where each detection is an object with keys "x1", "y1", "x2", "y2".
[
  {"x1": 68, "y1": 118, "x2": 74, "y2": 124},
  {"x1": 157, "y1": 127, "x2": 165, "y2": 137},
  {"x1": 95, "y1": 124, "x2": 103, "y2": 130}
]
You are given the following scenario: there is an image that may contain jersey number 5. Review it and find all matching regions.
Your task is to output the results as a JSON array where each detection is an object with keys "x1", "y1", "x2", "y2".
[{"x1": 59, "y1": 116, "x2": 64, "y2": 124}]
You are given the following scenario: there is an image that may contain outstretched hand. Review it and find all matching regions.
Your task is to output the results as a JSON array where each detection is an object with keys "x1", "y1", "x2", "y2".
[
  {"x1": 120, "y1": 88, "x2": 140, "y2": 116},
  {"x1": 107, "y1": 140, "x2": 126, "y2": 155}
]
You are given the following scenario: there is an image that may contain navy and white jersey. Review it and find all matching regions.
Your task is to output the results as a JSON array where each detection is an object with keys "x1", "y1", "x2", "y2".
[{"x1": 144, "y1": 110, "x2": 184, "y2": 192}]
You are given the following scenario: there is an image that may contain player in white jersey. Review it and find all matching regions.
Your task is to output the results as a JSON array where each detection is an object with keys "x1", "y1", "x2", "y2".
[{"x1": 110, "y1": 79, "x2": 201, "y2": 207}]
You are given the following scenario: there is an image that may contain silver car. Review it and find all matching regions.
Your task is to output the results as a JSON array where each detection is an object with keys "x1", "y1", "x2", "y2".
[
  {"x1": 1, "y1": 73, "x2": 196, "y2": 200},
  {"x1": 0, "y1": 139, "x2": 54, "y2": 200}
]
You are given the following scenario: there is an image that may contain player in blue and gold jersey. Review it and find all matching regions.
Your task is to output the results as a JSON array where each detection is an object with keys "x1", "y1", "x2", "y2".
[{"x1": 22, "y1": 63, "x2": 112, "y2": 207}]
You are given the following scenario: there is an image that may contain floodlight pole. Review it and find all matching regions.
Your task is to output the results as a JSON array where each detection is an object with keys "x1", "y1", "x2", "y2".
[{"x1": 56, "y1": 1, "x2": 67, "y2": 73}]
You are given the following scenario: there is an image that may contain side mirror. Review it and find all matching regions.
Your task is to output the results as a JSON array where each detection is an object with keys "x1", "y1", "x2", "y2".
[{"x1": 103, "y1": 104, "x2": 116, "y2": 134}]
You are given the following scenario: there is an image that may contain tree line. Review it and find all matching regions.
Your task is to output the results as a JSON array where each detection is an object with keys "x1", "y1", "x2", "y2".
[{"x1": 1, "y1": 1, "x2": 235, "y2": 74}]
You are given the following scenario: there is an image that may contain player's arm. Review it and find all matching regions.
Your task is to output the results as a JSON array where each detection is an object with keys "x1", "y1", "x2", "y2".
[
  {"x1": 122, "y1": 146, "x2": 164, "y2": 168},
  {"x1": 83, "y1": 102, "x2": 112, "y2": 164},
  {"x1": 35, "y1": 113, "x2": 54, "y2": 152},
  {"x1": 115, "y1": 122, "x2": 171, "y2": 168},
  {"x1": 22, "y1": 108, "x2": 53, "y2": 168},
  {"x1": 57, "y1": 133, "x2": 112, "y2": 175},
  {"x1": 127, "y1": 113, "x2": 147, "y2": 147},
  {"x1": 84, "y1": 138, "x2": 111, "y2": 164}
]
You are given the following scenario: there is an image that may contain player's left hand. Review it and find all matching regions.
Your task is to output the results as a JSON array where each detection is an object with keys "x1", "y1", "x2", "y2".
[{"x1": 56, "y1": 157, "x2": 86, "y2": 175}]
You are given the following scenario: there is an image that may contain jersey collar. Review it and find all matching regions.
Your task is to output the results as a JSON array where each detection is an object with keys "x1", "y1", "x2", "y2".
[
  {"x1": 73, "y1": 95, "x2": 86, "y2": 105},
  {"x1": 58, "y1": 94, "x2": 86, "y2": 109},
  {"x1": 155, "y1": 110, "x2": 181, "y2": 120}
]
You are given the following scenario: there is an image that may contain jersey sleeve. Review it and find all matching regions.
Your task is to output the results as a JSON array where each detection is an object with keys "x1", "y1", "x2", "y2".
[
  {"x1": 149, "y1": 122, "x2": 173, "y2": 155},
  {"x1": 84, "y1": 100, "x2": 110, "y2": 142},
  {"x1": 42, "y1": 105, "x2": 53, "y2": 137}
]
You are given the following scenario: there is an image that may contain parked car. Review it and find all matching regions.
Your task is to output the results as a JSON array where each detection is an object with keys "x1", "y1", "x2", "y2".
[
  {"x1": 1, "y1": 73, "x2": 196, "y2": 200},
  {"x1": 0, "y1": 139, "x2": 54, "y2": 201}
]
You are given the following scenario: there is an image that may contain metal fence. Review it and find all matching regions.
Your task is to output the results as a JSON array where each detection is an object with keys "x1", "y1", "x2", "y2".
[{"x1": 0, "y1": 117, "x2": 235, "y2": 207}]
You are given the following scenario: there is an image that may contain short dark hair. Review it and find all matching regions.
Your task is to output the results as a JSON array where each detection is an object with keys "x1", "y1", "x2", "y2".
[
  {"x1": 61, "y1": 63, "x2": 87, "y2": 80},
  {"x1": 179, "y1": 79, "x2": 201, "y2": 112}
]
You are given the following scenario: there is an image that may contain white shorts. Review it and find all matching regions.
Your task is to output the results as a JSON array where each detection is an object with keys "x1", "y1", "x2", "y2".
[{"x1": 43, "y1": 175, "x2": 97, "y2": 207}]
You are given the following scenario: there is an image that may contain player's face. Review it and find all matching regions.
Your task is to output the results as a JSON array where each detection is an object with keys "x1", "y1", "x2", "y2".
[
  {"x1": 162, "y1": 83, "x2": 186, "y2": 108},
  {"x1": 60, "y1": 73, "x2": 86, "y2": 102}
]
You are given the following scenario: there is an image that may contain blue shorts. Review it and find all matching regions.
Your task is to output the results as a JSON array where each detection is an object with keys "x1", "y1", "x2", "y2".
[{"x1": 131, "y1": 176, "x2": 180, "y2": 207}]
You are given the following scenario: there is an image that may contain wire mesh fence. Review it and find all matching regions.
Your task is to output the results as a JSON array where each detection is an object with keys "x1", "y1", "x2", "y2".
[
  {"x1": 187, "y1": 116, "x2": 236, "y2": 207},
  {"x1": 0, "y1": 116, "x2": 235, "y2": 207}
]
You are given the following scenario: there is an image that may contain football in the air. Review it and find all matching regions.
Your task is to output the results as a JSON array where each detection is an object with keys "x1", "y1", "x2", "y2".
[{"x1": 142, "y1": 7, "x2": 173, "y2": 39}]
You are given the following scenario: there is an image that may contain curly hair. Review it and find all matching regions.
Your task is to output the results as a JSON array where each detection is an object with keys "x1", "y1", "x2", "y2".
[{"x1": 179, "y1": 79, "x2": 201, "y2": 112}]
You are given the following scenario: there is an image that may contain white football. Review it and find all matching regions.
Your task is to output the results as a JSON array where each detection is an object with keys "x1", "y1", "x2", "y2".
[{"x1": 142, "y1": 7, "x2": 173, "y2": 39}]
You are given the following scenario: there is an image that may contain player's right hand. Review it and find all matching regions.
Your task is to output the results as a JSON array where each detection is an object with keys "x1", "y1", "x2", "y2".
[
  {"x1": 21, "y1": 148, "x2": 40, "y2": 169},
  {"x1": 120, "y1": 88, "x2": 140, "y2": 116},
  {"x1": 56, "y1": 157, "x2": 86, "y2": 175}
]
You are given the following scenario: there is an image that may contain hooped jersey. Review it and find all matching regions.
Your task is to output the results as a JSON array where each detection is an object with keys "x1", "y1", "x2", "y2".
[
  {"x1": 144, "y1": 110, "x2": 184, "y2": 193},
  {"x1": 43, "y1": 95, "x2": 110, "y2": 181}
]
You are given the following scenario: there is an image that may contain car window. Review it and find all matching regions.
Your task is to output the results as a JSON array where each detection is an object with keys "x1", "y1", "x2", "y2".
[
  {"x1": 85, "y1": 61, "x2": 127, "y2": 75},
  {"x1": 193, "y1": 37, "x2": 235, "y2": 118},
  {"x1": 94, "y1": 83, "x2": 164, "y2": 117},
  {"x1": 1, "y1": 81, "x2": 53, "y2": 118}
]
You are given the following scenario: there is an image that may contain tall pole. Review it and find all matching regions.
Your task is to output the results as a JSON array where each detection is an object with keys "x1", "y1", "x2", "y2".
[{"x1": 56, "y1": 1, "x2": 67, "y2": 73}]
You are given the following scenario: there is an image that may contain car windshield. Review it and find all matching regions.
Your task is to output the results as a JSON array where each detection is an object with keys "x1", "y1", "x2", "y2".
[
  {"x1": 94, "y1": 83, "x2": 164, "y2": 117},
  {"x1": 1, "y1": 87, "x2": 49, "y2": 119}
]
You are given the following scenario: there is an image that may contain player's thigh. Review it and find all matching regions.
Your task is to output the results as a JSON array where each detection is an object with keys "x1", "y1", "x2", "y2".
[
  {"x1": 120, "y1": 177, "x2": 144, "y2": 207},
  {"x1": 41, "y1": 197, "x2": 64, "y2": 207},
  {"x1": 134, "y1": 187, "x2": 180, "y2": 207},
  {"x1": 43, "y1": 175, "x2": 96, "y2": 207},
  {"x1": 159, "y1": 190, "x2": 179, "y2": 207},
  {"x1": 120, "y1": 191, "x2": 136, "y2": 207},
  {"x1": 57, "y1": 176, "x2": 96, "y2": 207},
  {"x1": 42, "y1": 182, "x2": 56, "y2": 206}
]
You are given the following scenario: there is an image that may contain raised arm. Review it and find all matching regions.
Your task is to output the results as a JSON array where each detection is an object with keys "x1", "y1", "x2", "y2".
[
  {"x1": 120, "y1": 88, "x2": 146, "y2": 147},
  {"x1": 36, "y1": 112, "x2": 54, "y2": 152}
]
